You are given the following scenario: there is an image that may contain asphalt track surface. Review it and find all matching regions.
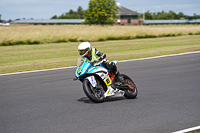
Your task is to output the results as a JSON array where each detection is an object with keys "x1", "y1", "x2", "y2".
[{"x1": 1, "y1": 52, "x2": 200, "y2": 133}]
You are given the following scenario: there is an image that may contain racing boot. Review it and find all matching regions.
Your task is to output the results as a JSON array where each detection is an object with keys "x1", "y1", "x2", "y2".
[
  {"x1": 110, "y1": 75, "x2": 120, "y2": 92},
  {"x1": 115, "y1": 72, "x2": 125, "y2": 85},
  {"x1": 110, "y1": 72, "x2": 124, "y2": 92},
  {"x1": 111, "y1": 82, "x2": 120, "y2": 93}
]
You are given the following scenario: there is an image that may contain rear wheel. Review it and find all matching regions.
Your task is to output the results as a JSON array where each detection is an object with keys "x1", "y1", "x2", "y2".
[
  {"x1": 120, "y1": 74, "x2": 138, "y2": 99},
  {"x1": 83, "y1": 79, "x2": 104, "y2": 103}
]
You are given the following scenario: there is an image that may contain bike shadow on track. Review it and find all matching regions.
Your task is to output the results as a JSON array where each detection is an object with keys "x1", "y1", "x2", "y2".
[{"x1": 77, "y1": 97, "x2": 126, "y2": 104}]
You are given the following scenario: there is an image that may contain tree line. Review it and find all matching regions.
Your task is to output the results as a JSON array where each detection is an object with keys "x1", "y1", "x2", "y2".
[
  {"x1": 51, "y1": 6, "x2": 84, "y2": 19},
  {"x1": 139, "y1": 10, "x2": 200, "y2": 20},
  {"x1": 51, "y1": 8, "x2": 200, "y2": 20}
]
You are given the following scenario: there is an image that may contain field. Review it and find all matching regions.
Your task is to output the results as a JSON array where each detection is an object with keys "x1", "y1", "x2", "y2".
[
  {"x1": 1, "y1": 25, "x2": 200, "y2": 46},
  {"x1": 0, "y1": 32, "x2": 200, "y2": 74}
]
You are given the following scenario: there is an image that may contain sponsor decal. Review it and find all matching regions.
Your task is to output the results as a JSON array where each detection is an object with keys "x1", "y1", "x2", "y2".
[
  {"x1": 104, "y1": 76, "x2": 112, "y2": 86},
  {"x1": 91, "y1": 76, "x2": 94, "y2": 83},
  {"x1": 107, "y1": 89, "x2": 111, "y2": 95}
]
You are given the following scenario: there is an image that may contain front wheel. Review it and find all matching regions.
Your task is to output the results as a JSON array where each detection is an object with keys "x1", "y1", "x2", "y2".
[
  {"x1": 83, "y1": 79, "x2": 104, "y2": 103},
  {"x1": 120, "y1": 74, "x2": 138, "y2": 99}
]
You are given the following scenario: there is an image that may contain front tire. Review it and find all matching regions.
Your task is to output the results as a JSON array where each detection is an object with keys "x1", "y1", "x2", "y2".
[
  {"x1": 83, "y1": 79, "x2": 104, "y2": 103},
  {"x1": 120, "y1": 74, "x2": 138, "y2": 99}
]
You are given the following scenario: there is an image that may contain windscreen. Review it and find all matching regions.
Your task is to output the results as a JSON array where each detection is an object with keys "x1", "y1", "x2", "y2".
[{"x1": 76, "y1": 57, "x2": 84, "y2": 68}]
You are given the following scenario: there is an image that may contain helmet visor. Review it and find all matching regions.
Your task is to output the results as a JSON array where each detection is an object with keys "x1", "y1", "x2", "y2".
[{"x1": 78, "y1": 48, "x2": 89, "y2": 55}]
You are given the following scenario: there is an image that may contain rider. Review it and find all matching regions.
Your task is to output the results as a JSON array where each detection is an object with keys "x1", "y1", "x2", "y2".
[{"x1": 77, "y1": 42, "x2": 122, "y2": 88}]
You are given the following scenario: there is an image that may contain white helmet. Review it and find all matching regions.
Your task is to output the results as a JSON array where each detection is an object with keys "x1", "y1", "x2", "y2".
[{"x1": 78, "y1": 42, "x2": 91, "y2": 57}]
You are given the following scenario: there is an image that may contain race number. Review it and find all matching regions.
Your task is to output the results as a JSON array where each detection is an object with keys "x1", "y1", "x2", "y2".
[{"x1": 104, "y1": 76, "x2": 112, "y2": 86}]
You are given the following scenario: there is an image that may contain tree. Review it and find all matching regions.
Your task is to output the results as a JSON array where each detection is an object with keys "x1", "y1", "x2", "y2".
[
  {"x1": 0, "y1": 14, "x2": 1, "y2": 20},
  {"x1": 51, "y1": 7, "x2": 84, "y2": 19},
  {"x1": 139, "y1": 10, "x2": 188, "y2": 20},
  {"x1": 51, "y1": 15, "x2": 58, "y2": 19},
  {"x1": 84, "y1": 0, "x2": 118, "y2": 25},
  {"x1": 177, "y1": 12, "x2": 185, "y2": 19},
  {"x1": 168, "y1": 10, "x2": 177, "y2": 19},
  {"x1": 152, "y1": 12, "x2": 157, "y2": 20},
  {"x1": 69, "y1": 9, "x2": 74, "y2": 14},
  {"x1": 145, "y1": 10, "x2": 153, "y2": 20},
  {"x1": 8, "y1": 19, "x2": 12, "y2": 23},
  {"x1": 77, "y1": 6, "x2": 84, "y2": 19}
]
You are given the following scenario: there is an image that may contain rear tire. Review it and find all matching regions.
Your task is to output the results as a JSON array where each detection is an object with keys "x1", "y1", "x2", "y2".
[
  {"x1": 120, "y1": 74, "x2": 138, "y2": 99},
  {"x1": 83, "y1": 79, "x2": 104, "y2": 103}
]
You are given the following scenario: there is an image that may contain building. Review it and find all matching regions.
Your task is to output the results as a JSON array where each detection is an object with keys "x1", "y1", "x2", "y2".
[
  {"x1": 0, "y1": 20, "x2": 10, "y2": 25},
  {"x1": 115, "y1": 4, "x2": 140, "y2": 25},
  {"x1": 11, "y1": 19, "x2": 85, "y2": 25},
  {"x1": 144, "y1": 19, "x2": 200, "y2": 25}
]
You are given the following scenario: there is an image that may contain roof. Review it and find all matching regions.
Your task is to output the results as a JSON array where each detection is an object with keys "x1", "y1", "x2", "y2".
[
  {"x1": 116, "y1": 6, "x2": 140, "y2": 16},
  {"x1": 0, "y1": 20, "x2": 7, "y2": 23},
  {"x1": 12, "y1": 19, "x2": 85, "y2": 24},
  {"x1": 144, "y1": 19, "x2": 200, "y2": 24}
]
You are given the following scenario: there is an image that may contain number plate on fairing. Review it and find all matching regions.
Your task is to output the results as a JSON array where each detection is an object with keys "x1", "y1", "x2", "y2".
[{"x1": 104, "y1": 76, "x2": 112, "y2": 86}]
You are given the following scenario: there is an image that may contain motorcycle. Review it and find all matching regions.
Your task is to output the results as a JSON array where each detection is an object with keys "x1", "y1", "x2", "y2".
[{"x1": 74, "y1": 57, "x2": 138, "y2": 103}]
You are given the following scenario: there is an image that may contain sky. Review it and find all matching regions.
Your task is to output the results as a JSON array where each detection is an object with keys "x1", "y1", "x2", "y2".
[{"x1": 0, "y1": 0, "x2": 200, "y2": 21}]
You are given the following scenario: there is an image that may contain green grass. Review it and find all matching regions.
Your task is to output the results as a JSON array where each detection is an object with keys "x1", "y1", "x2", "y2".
[{"x1": 0, "y1": 35, "x2": 200, "y2": 74}]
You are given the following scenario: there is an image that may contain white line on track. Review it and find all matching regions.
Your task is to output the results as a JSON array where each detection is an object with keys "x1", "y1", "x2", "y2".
[
  {"x1": 0, "y1": 66, "x2": 76, "y2": 77},
  {"x1": 119, "y1": 51, "x2": 200, "y2": 63},
  {"x1": 172, "y1": 125, "x2": 200, "y2": 133},
  {"x1": 1, "y1": 51, "x2": 200, "y2": 77}
]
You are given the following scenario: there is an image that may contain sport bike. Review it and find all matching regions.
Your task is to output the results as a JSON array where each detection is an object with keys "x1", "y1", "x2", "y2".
[{"x1": 74, "y1": 57, "x2": 138, "y2": 103}]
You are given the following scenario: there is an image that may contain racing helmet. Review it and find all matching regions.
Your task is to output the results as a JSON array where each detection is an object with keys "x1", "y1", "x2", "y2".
[{"x1": 78, "y1": 42, "x2": 91, "y2": 57}]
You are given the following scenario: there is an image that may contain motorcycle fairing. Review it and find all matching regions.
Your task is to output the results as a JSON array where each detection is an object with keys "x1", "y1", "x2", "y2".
[
  {"x1": 104, "y1": 86, "x2": 115, "y2": 97},
  {"x1": 87, "y1": 76, "x2": 97, "y2": 88},
  {"x1": 87, "y1": 66, "x2": 112, "y2": 87},
  {"x1": 76, "y1": 58, "x2": 91, "y2": 78}
]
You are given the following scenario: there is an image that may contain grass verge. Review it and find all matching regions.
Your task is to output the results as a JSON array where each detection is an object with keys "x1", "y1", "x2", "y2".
[
  {"x1": 1, "y1": 25, "x2": 200, "y2": 46},
  {"x1": 0, "y1": 35, "x2": 200, "y2": 74}
]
